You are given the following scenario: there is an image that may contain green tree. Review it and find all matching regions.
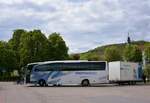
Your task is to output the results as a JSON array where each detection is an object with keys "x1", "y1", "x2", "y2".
[
  {"x1": 48, "y1": 33, "x2": 69, "y2": 60},
  {"x1": 144, "y1": 44, "x2": 150, "y2": 62},
  {"x1": 8, "y1": 29, "x2": 26, "y2": 69},
  {"x1": 86, "y1": 53, "x2": 100, "y2": 61},
  {"x1": 19, "y1": 30, "x2": 51, "y2": 66},
  {"x1": 69, "y1": 54, "x2": 80, "y2": 60},
  {"x1": 104, "y1": 46, "x2": 122, "y2": 62},
  {"x1": 9, "y1": 29, "x2": 26, "y2": 51},
  {"x1": 0, "y1": 41, "x2": 17, "y2": 71},
  {"x1": 123, "y1": 45, "x2": 142, "y2": 62},
  {"x1": 143, "y1": 64, "x2": 150, "y2": 80}
]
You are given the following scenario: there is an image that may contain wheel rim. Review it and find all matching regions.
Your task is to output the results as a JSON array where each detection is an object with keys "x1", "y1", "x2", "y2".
[
  {"x1": 39, "y1": 80, "x2": 45, "y2": 86},
  {"x1": 82, "y1": 80, "x2": 89, "y2": 86}
]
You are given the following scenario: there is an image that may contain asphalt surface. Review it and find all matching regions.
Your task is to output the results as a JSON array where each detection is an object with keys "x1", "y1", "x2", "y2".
[{"x1": 0, "y1": 82, "x2": 150, "y2": 103}]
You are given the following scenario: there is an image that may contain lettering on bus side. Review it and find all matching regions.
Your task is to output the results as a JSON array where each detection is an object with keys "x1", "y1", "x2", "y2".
[{"x1": 75, "y1": 72, "x2": 97, "y2": 75}]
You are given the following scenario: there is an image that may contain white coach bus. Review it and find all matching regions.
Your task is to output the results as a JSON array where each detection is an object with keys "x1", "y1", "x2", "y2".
[{"x1": 30, "y1": 61, "x2": 108, "y2": 86}]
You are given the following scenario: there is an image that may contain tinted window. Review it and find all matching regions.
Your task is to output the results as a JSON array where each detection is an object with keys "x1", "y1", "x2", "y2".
[
  {"x1": 34, "y1": 64, "x2": 54, "y2": 72},
  {"x1": 36, "y1": 64, "x2": 60, "y2": 71},
  {"x1": 61, "y1": 62, "x2": 106, "y2": 71},
  {"x1": 34, "y1": 62, "x2": 106, "y2": 71}
]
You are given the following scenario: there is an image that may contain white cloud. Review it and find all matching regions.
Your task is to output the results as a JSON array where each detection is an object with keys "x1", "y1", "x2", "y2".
[
  {"x1": 0, "y1": 0, "x2": 23, "y2": 5},
  {"x1": 0, "y1": 0, "x2": 150, "y2": 53}
]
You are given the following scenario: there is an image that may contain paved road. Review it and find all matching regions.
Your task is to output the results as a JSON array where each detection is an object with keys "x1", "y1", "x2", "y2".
[{"x1": 0, "y1": 82, "x2": 150, "y2": 103}]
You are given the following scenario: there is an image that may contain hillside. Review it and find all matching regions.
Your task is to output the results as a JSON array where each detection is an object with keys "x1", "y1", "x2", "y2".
[{"x1": 80, "y1": 40, "x2": 150, "y2": 60}]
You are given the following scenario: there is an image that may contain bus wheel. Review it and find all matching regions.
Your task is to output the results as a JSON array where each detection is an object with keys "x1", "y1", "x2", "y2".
[
  {"x1": 39, "y1": 79, "x2": 46, "y2": 87},
  {"x1": 53, "y1": 84, "x2": 57, "y2": 86},
  {"x1": 81, "y1": 79, "x2": 90, "y2": 86}
]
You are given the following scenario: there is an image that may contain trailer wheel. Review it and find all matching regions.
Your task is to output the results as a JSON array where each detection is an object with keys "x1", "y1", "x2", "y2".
[
  {"x1": 118, "y1": 82, "x2": 124, "y2": 85},
  {"x1": 81, "y1": 79, "x2": 90, "y2": 86},
  {"x1": 132, "y1": 81, "x2": 136, "y2": 85},
  {"x1": 128, "y1": 81, "x2": 136, "y2": 85},
  {"x1": 128, "y1": 82, "x2": 132, "y2": 85},
  {"x1": 38, "y1": 79, "x2": 46, "y2": 87}
]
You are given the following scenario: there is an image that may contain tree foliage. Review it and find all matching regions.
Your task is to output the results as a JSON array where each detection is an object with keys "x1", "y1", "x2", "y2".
[
  {"x1": 19, "y1": 30, "x2": 53, "y2": 66},
  {"x1": 123, "y1": 45, "x2": 142, "y2": 62},
  {"x1": 143, "y1": 64, "x2": 150, "y2": 80},
  {"x1": 69, "y1": 54, "x2": 80, "y2": 60},
  {"x1": 0, "y1": 41, "x2": 17, "y2": 71},
  {"x1": 1, "y1": 29, "x2": 69, "y2": 75},
  {"x1": 86, "y1": 53, "x2": 100, "y2": 61},
  {"x1": 104, "y1": 46, "x2": 122, "y2": 62},
  {"x1": 144, "y1": 44, "x2": 150, "y2": 62},
  {"x1": 8, "y1": 29, "x2": 26, "y2": 68},
  {"x1": 9, "y1": 29, "x2": 26, "y2": 51},
  {"x1": 48, "y1": 33, "x2": 69, "y2": 60}
]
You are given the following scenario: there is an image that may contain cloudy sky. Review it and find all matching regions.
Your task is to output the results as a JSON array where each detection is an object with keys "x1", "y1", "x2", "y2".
[{"x1": 0, "y1": 0, "x2": 150, "y2": 53}]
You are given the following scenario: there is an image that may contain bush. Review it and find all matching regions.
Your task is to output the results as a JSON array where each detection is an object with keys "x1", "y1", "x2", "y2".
[
  {"x1": 123, "y1": 45, "x2": 142, "y2": 62},
  {"x1": 104, "y1": 46, "x2": 122, "y2": 62},
  {"x1": 0, "y1": 72, "x2": 19, "y2": 81},
  {"x1": 143, "y1": 64, "x2": 150, "y2": 80}
]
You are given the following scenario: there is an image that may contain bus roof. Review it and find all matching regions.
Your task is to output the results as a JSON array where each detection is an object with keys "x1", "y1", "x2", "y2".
[
  {"x1": 27, "y1": 62, "x2": 43, "y2": 66},
  {"x1": 27, "y1": 60, "x2": 106, "y2": 66}
]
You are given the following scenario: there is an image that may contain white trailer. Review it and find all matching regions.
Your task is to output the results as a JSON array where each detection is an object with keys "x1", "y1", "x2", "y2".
[{"x1": 109, "y1": 61, "x2": 143, "y2": 84}]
